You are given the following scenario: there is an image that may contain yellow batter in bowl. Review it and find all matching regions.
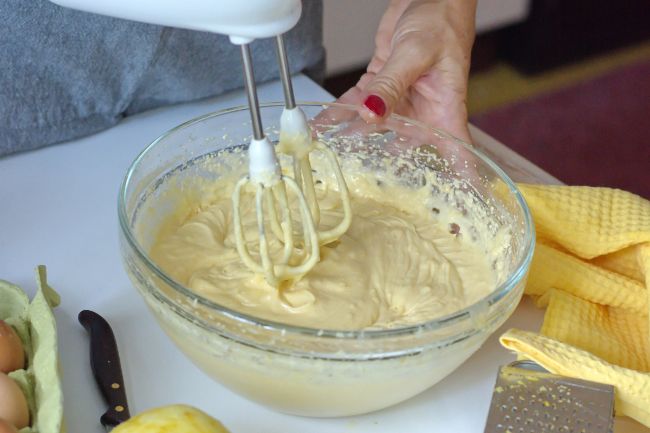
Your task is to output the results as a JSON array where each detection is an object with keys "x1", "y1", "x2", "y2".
[
  {"x1": 119, "y1": 102, "x2": 533, "y2": 417},
  {"x1": 150, "y1": 149, "x2": 498, "y2": 330}
]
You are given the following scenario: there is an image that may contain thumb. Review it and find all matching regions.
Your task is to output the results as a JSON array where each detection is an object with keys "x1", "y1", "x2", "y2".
[{"x1": 361, "y1": 31, "x2": 437, "y2": 120}]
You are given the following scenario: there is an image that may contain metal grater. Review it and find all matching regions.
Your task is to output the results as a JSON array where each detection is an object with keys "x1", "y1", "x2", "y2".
[{"x1": 484, "y1": 360, "x2": 615, "y2": 433}]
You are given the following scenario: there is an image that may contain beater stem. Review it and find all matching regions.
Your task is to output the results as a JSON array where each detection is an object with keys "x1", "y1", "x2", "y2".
[
  {"x1": 275, "y1": 35, "x2": 296, "y2": 110},
  {"x1": 240, "y1": 44, "x2": 264, "y2": 141}
]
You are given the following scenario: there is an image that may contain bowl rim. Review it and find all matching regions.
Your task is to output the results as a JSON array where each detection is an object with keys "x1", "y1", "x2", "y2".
[{"x1": 118, "y1": 101, "x2": 535, "y2": 340}]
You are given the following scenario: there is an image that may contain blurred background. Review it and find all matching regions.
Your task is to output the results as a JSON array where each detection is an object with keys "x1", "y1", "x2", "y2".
[{"x1": 321, "y1": 0, "x2": 650, "y2": 198}]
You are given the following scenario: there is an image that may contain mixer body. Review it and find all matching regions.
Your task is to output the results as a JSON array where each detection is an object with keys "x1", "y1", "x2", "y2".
[{"x1": 47, "y1": 0, "x2": 301, "y2": 43}]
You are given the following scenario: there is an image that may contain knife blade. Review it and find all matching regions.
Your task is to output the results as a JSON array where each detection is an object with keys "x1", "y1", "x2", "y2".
[{"x1": 78, "y1": 310, "x2": 131, "y2": 430}]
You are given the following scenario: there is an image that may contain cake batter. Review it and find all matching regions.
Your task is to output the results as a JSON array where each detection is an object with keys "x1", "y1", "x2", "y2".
[{"x1": 149, "y1": 151, "x2": 498, "y2": 330}]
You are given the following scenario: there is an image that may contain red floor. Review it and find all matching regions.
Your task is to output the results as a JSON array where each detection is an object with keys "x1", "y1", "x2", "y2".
[{"x1": 471, "y1": 59, "x2": 650, "y2": 198}]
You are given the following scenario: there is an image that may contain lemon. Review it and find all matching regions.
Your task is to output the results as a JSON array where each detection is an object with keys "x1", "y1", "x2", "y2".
[{"x1": 113, "y1": 405, "x2": 230, "y2": 433}]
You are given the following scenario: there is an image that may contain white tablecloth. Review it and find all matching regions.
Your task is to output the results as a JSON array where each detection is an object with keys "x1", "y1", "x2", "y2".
[{"x1": 0, "y1": 75, "x2": 545, "y2": 433}]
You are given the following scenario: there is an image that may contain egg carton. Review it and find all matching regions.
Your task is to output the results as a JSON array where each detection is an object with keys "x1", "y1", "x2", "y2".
[{"x1": 0, "y1": 266, "x2": 64, "y2": 433}]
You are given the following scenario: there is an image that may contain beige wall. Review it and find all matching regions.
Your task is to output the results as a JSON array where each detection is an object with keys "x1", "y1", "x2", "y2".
[
  {"x1": 323, "y1": 0, "x2": 391, "y2": 75},
  {"x1": 323, "y1": 0, "x2": 530, "y2": 75}
]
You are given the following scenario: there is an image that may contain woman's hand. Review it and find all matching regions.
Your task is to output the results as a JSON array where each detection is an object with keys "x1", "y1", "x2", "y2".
[{"x1": 339, "y1": 0, "x2": 477, "y2": 143}]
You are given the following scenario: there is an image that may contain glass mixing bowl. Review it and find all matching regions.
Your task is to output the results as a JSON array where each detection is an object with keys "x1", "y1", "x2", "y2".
[{"x1": 118, "y1": 102, "x2": 534, "y2": 417}]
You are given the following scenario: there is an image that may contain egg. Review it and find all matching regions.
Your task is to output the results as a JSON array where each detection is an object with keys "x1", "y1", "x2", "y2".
[
  {"x1": 0, "y1": 320, "x2": 25, "y2": 373},
  {"x1": 0, "y1": 373, "x2": 29, "y2": 429},
  {"x1": 0, "y1": 419, "x2": 18, "y2": 433}
]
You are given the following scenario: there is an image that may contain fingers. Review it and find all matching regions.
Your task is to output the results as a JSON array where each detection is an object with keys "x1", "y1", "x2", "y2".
[
  {"x1": 310, "y1": 71, "x2": 375, "y2": 135},
  {"x1": 360, "y1": 29, "x2": 438, "y2": 122},
  {"x1": 360, "y1": 0, "x2": 445, "y2": 122},
  {"x1": 372, "y1": 0, "x2": 413, "y2": 63},
  {"x1": 352, "y1": 0, "x2": 477, "y2": 142}
]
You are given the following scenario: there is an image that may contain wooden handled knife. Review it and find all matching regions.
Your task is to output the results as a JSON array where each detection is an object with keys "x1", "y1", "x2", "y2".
[{"x1": 78, "y1": 310, "x2": 131, "y2": 430}]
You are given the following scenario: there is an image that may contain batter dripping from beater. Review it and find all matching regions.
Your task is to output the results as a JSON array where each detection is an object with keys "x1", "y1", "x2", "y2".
[{"x1": 149, "y1": 151, "x2": 498, "y2": 331}]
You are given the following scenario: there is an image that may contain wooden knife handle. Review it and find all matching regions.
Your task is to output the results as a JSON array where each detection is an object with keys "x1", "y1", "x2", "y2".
[{"x1": 78, "y1": 310, "x2": 131, "y2": 427}]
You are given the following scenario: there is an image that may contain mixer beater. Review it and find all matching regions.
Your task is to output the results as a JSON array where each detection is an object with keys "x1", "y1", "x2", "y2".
[
  {"x1": 274, "y1": 36, "x2": 352, "y2": 244},
  {"x1": 231, "y1": 42, "x2": 319, "y2": 287},
  {"x1": 231, "y1": 37, "x2": 352, "y2": 286}
]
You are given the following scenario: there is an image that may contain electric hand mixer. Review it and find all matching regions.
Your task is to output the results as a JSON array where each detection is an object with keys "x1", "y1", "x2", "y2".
[{"x1": 50, "y1": 0, "x2": 352, "y2": 286}]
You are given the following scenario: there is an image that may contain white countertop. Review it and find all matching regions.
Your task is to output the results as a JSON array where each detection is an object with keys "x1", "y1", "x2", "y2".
[{"x1": 0, "y1": 75, "x2": 547, "y2": 433}]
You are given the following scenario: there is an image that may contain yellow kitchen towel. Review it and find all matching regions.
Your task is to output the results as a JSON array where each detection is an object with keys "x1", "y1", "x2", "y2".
[{"x1": 499, "y1": 185, "x2": 650, "y2": 426}]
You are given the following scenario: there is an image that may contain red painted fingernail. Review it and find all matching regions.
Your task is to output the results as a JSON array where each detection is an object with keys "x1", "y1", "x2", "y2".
[{"x1": 363, "y1": 95, "x2": 386, "y2": 117}]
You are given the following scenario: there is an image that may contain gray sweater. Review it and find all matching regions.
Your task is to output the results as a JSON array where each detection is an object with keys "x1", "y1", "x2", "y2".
[{"x1": 0, "y1": 0, "x2": 324, "y2": 157}]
